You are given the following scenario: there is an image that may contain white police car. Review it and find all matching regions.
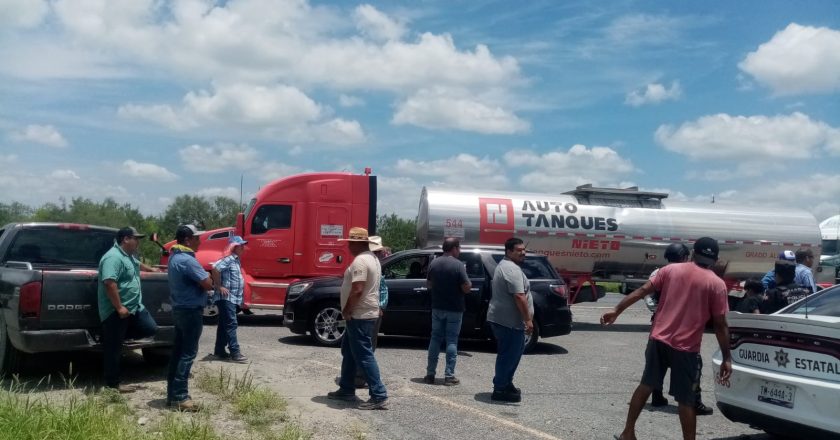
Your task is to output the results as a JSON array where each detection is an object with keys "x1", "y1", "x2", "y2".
[{"x1": 713, "y1": 285, "x2": 840, "y2": 438}]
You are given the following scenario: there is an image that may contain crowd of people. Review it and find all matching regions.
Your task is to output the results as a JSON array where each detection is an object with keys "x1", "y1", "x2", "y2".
[{"x1": 95, "y1": 223, "x2": 818, "y2": 435}]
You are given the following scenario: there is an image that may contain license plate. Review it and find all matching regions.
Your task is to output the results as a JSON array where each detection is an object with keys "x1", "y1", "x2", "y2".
[{"x1": 757, "y1": 380, "x2": 795, "y2": 409}]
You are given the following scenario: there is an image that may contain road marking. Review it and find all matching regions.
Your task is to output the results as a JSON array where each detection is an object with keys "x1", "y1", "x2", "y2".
[{"x1": 307, "y1": 360, "x2": 564, "y2": 440}]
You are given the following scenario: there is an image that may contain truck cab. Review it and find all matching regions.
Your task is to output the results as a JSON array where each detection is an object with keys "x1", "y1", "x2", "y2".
[{"x1": 162, "y1": 171, "x2": 377, "y2": 311}]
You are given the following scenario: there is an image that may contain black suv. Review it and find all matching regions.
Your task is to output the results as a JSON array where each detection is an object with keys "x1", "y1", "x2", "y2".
[{"x1": 283, "y1": 246, "x2": 572, "y2": 353}]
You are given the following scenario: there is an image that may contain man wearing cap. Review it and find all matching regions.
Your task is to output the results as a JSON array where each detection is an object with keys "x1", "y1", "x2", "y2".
[
  {"x1": 327, "y1": 227, "x2": 388, "y2": 410},
  {"x1": 210, "y1": 235, "x2": 249, "y2": 363},
  {"x1": 761, "y1": 260, "x2": 812, "y2": 314},
  {"x1": 98, "y1": 226, "x2": 161, "y2": 393},
  {"x1": 353, "y1": 235, "x2": 388, "y2": 388},
  {"x1": 761, "y1": 250, "x2": 796, "y2": 290},
  {"x1": 793, "y1": 248, "x2": 817, "y2": 293},
  {"x1": 166, "y1": 224, "x2": 213, "y2": 412},
  {"x1": 602, "y1": 237, "x2": 732, "y2": 440}
]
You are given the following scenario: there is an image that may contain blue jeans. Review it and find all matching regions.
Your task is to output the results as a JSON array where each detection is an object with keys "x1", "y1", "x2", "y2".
[
  {"x1": 167, "y1": 306, "x2": 203, "y2": 403},
  {"x1": 338, "y1": 319, "x2": 387, "y2": 401},
  {"x1": 102, "y1": 309, "x2": 157, "y2": 388},
  {"x1": 490, "y1": 322, "x2": 525, "y2": 392},
  {"x1": 214, "y1": 300, "x2": 240, "y2": 356},
  {"x1": 426, "y1": 309, "x2": 463, "y2": 378}
]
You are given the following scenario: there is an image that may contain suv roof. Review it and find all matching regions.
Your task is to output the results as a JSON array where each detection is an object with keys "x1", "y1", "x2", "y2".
[{"x1": 420, "y1": 245, "x2": 543, "y2": 256}]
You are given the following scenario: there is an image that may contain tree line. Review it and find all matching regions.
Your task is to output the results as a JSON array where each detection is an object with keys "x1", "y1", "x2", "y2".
[{"x1": 0, "y1": 198, "x2": 416, "y2": 263}]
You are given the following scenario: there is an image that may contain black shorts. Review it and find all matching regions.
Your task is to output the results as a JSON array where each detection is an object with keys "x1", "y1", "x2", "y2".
[{"x1": 641, "y1": 339, "x2": 702, "y2": 406}]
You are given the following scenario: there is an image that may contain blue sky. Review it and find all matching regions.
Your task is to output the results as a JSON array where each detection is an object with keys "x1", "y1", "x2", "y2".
[{"x1": 1, "y1": 0, "x2": 838, "y2": 220}]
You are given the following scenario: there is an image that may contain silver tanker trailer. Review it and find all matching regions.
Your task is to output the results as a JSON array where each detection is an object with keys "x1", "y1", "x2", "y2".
[{"x1": 416, "y1": 185, "x2": 822, "y2": 301}]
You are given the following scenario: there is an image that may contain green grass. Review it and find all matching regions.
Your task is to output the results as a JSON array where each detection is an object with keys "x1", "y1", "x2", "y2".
[
  {"x1": 0, "y1": 382, "x2": 219, "y2": 440},
  {"x1": 195, "y1": 367, "x2": 299, "y2": 434}
]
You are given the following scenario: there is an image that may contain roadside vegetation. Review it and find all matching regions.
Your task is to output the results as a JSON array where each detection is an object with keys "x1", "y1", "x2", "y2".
[{"x1": 0, "y1": 368, "x2": 310, "y2": 440}]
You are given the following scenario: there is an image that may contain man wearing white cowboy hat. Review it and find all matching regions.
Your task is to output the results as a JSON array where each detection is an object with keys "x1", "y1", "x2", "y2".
[{"x1": 327, "y1": 227, "x2": 389, "y2": 410}]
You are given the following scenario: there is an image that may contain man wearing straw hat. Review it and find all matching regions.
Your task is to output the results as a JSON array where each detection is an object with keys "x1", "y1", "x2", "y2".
[
  {"x1": 353, "y1": 235, "x2": 389, "y2": 388},
  {"x1": 327, "y1": 227, "x2": 388, "y2": 410}
]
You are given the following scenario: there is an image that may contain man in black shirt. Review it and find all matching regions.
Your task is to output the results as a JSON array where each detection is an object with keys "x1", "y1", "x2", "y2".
[
  {"x1": 424, "y1": 238, "x2": 471, "y2": 386},
  {"x1": 762, "y1": 260, "x2": 812, "y2": 314}
]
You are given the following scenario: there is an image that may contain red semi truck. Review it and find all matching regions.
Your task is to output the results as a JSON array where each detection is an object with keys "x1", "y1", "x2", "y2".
[{"x1": 161, "y1": 169, "x2": 377, "y2": 313}]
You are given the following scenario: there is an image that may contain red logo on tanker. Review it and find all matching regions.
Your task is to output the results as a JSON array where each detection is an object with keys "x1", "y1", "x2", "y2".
[{"x1": 479, "y1": 198, "x2": 514, "y2": 244}]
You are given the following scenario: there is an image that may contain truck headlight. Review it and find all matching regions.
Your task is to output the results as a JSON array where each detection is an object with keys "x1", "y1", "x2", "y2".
[{"x1": 286, "y1": 282, "x2": 313, "y2": 302}]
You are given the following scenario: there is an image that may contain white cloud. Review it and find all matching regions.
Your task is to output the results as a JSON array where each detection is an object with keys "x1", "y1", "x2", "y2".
[
  {"x1": 393, "y1": 88, "x2": 529, "y2": 134},
  {"x1": 120, "y1": 83, "x2": 366, "y2": 145},
  {"x1": 0, "y1": 0, "x2": 49, "y2": 29},
  {"x1": 625, "y1": 81, "x2": 682, "y2": 107},
  {"x1": 339, "y1": 94, "x2": 365, "y2": 107},
  {"x1": 179, "y1": 144, "x2": 261, "y2": 173},
  {"x1": 48, "y1": 169, "x2": 80, "y2": 180},
  {"x1": 354, "y1": 4, "x2": 406, "y2": 41},
  {"x1": 122, "y1": 160, "x2": 178, "y2": 182},
  {"x1": 288, "y1": 145, "x2": 304, "y2": 156},
  {"x1": 714, "y1": 173, "x2": 840, "y2": 223},
  {"x1": 256, "y1": 161, "x2": 305, "y2": 183},
  {"x1": 739, "y1": 23, "x2": 840, "y2": 95},
  {"x1": 9, "y1": 124, "x2": 68, "y2": 148},
  {"x1": 5, "y1": 1, "x2": 524, "y2": 135},
  {"x1": 196, "y1": 187, "x2": 241, "y2": 200},
  {"x1": 394, "y1": 153, "x2": 510, "y2": 189},
  {"x1": 655, "y1": 112, "x2": 840, "y2": 160},
  {"x1": 504, "y1": 144, "x2": 636, "y2": 190}
]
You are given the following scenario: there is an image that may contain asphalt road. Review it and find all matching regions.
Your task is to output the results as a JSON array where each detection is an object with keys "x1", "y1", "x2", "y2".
[
  {"x1": 13, "y1": 296, "x2": 775, "y2": 440},
  {"x1": 248, "y1": 295, "x2": 771, "y2": 440}
]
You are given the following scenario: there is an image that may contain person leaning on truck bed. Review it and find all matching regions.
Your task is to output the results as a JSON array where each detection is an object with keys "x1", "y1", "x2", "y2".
[
  {"x1": 98, "y1": 226, "x2": 161, "y2": 393},
  {"x1": 166, "y1": 224, "x2": 213, "y2": 412}
]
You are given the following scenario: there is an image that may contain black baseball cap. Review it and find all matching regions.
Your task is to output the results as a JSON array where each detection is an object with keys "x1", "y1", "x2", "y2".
[
  {"x1": 116, "y1": 227, "x2": 145, "y2": 242},
  {"x1": 693, "y1": 237, "x2": 719, "y2": 266},
  {"x1": 175, "y1": 224, "x2": 205, "y2": 241}
]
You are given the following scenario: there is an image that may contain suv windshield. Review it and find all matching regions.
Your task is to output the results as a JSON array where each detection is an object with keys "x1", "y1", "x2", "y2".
[
  {"x1": 783, "y1": 286, "x2": 840, "y2": 317},
  {"x1": 491, "y1": 255, "x2": 557, "y2": 279},
  {"x1": 5, "y1": 228, "x2": 116, "y2": 268}
]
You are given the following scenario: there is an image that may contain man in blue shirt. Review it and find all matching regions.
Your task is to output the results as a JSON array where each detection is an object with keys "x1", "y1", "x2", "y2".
[
  {"x1": 166, "y1": 224, "x2": 212, "y2": 412},
  {"x1": 210, "y1": 235, "x2": 248, "y2": 363},
  {"x1": 794, "y1": 248, "x2": 817, "y2": 293}
]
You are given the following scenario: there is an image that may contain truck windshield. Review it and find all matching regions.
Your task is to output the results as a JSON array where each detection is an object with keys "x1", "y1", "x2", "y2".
[{"x1": 5, "y1": 228, "x2": 116, "y2": 268}]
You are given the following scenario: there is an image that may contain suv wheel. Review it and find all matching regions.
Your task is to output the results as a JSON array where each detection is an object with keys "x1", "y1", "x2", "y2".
[
  {"x1": 310, "y1": 302, "x2": 345, "y2": 347},
  {"x1": 0, "y1": 316, "x2": 24, "y2": 374},
  {"x1": 523, "y1": 317, "x2": 540, "y2": 354}
]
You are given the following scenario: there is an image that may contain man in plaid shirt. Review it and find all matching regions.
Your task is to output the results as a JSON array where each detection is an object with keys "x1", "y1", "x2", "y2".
[{"x1": 210, "y1": 235, "x2": 248, "y2": 363}]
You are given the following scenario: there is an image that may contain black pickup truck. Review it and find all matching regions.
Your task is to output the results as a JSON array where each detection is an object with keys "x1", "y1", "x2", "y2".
[
  {"x1": 283, "y1": 246, "x2": 572, "y2": 353},
  {"x1": 0, "y1": 223, "x2": 174, "y2": 373}
]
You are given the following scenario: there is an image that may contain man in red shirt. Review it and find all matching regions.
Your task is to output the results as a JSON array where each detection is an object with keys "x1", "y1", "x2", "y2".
[{"x1": 601, "y1": 237, "x2": 732, "y2": 440}]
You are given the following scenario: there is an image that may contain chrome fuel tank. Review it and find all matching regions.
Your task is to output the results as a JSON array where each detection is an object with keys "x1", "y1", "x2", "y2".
[{"x1": 416, "y1": 187, "x2": 821, "y2": 281}]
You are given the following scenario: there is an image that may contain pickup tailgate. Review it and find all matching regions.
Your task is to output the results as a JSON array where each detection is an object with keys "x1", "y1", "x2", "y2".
[{"x1": 38, "y1": 270, "x2": 173, "y2": 330}]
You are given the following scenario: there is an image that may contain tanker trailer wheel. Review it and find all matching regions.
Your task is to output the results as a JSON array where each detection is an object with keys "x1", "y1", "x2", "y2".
[
  {"x1": 310, "y1": 302, "x2": 345, "y2": 347},
  {"x1": 523, "y1": 317, "x2": 541, "y2": 354}
]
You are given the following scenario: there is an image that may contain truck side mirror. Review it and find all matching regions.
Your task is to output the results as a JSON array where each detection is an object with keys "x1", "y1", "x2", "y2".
[
  {"x1": 236, "y1": 212, "x2": 245, "y2": 236},
  {"x1": 149, "y1": 233, "x2": 169, "y2": 256}
]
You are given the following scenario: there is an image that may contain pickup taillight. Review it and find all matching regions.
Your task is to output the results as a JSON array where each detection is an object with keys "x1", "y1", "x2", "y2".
[
  {"x1": 550, "y1": 283, "x2": 568, "y2": 299},
  {"x1": 19, "y1": 281, "x2": 42, "y2": 318}
]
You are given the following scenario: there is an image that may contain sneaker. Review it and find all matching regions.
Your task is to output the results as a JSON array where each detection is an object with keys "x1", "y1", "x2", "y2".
[
  {"x1": 491, "y1": 390, "x2": 521, "y2": 403},
  {"x1": 505, "y1": 383, "x2": 521, "y2": 395},
  {"x1": 327, "y1": 390, "x2": 358, "y2": 402},
  {"x1": 358, "y1": 398, "x2": 388, "y2": 410},
  {"x1": 209, "y1": 352, "x2": 230, "y2": 360},
  {"x1": 423, "y1": 374, "x2": 435, "y2": 385},
  {"x1": 229, "y1": 354, "x2": 249, "y2": 364},
  {"x1": 695, "y1": 402, "x2": 714, "y2": 416},
  {"x1": 651, "y1": 392, "x2": 668, "y2": 407},
  {"x1": 443, "y1": 377, "x2": 460, "y2": 386},
  {"x1": 170, "y1": 399, "x2": 202, "y2": 412}
]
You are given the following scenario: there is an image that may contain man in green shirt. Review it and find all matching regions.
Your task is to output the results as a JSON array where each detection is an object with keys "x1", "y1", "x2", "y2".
[{"x1": 98, "y1": 226, "x2": 160, "y2": 393}]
